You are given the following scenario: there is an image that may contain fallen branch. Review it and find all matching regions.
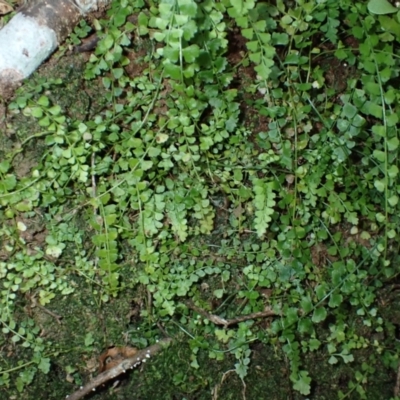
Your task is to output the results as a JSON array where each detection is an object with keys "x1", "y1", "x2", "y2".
[
  {"x1": 185, "y1": 300, "x2": 276, "y2": 327},
  {"x1": 65, "y1": 338, "x2": 172, "y2": 400}
]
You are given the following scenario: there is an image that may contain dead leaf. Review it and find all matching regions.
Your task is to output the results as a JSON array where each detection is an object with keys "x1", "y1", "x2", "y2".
[
  {"x1": 285, "y1": 174, "x2": 295, "y2": 185},
  {"x1": 233, "y1": 204, "x2": 244, "y2": 218},
  {"x1": 85, "y1": 356, "x2": 98, "y2": 373},
  {"x1": 0, "y1": 0, "x2": 13, "y2": 15},
  {"x1": 98, "y1": 346, "x2": 138, "y2": 373}
]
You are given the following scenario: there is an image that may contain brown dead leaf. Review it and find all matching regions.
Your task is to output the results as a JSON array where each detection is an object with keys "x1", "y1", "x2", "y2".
[
  {"x1": 85, "y1": 356, "x2": 98, "y2": 373},
  {"x1": 0, "y1": 0, "x2": 13, "y2": 15},
  {"x1": 98, "y1": 346, "x2": 138, "y2": 373},
  {"x1": 233, "y1": 204, "x2": 244, "y2": 218}
]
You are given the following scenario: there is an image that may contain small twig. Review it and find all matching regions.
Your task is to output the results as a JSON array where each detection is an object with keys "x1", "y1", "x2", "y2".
[
  {"x1": 185, "y1": 300, "x2": 276, "y2": 328},
  {"x1": 394, "y1": 362, "x2": 400, "y2": 398},
  {"x1": 156, "y1": 322, "x2": 169, "y2": 338},
  {"x1": 212, "y1": 369, "x2": 247, "y2": 400},
  {"x1": 91, "y1": 152, "x2": 96, "y2": 199},
  {"x1": 28, "y1": 295, "x2": 62, "y2": 324},
  {"x1": 65, "y1": 338, "x2": 172, "y2": 400},
  {"x1": 147, "y1": 288, "x2": 153, "y2": 317},
  {"x1": 212, "y1": 369, "x2": 235, "y2": 400},
  {"x1": 36, "y1": 304, "x2": 62, "y2": 325}
]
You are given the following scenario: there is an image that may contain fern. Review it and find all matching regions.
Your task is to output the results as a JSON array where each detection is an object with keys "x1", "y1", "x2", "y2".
[
  {"x1": 252, "y1": 178, "x2": 276, "y2": 237},
  {"x1": 227, "y1": 1, "x2": 276, "y2": 80}
]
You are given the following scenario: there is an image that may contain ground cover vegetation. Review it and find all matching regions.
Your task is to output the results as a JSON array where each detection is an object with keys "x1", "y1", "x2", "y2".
[{"x1": 1, "y1": 0, "x2": 400, "y2": 398}]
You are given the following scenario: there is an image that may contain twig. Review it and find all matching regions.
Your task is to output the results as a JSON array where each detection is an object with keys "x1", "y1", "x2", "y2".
[
  {"x1": 212, "y1": 369, "x2": 235, "y2": 400},
  {"x1": 395, "y1": 361, "x2": 400, "y2": 398},
  {"x1": 91, "y1": 152, "x2": 96, "y2": 199},
  {"x1": 28, "y1": 295, "x2": 62, "y2": 324},
  {"x1": 185, "y1": 300, "x2": 276, "y2": 328},
  {"x1": 212, "y1": 369, "x2": 247, "y2": 400},
  {"x1": 36, "y1": 304, "x2": 62, "y2": 325},
  {"x1": 65, "y1": 338, "x2": 172, "y2": 400}
]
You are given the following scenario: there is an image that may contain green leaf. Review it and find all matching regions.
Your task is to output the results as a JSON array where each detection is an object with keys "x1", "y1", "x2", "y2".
[
  {"x1": 387, "y1": 136, "x2": 399, "y2": 151},
  {"x1": 31, "y1": 107, "x2": 43, "y2": 118},
  {"x1": 11, "y1": 334, "x2": 20, "y2": 343},
  {"x1": 39, "y1": 116, "x2": 50, "y2": 127},
  {"x1": 372, "y1": 150, "x2": 385, "y2": 162},
  {"x1": 341, "y1": 353, "x2": 354, "y2": 363},
  {"x1": 148, "y1": 146, "x2": 161, "y2": 158},
  {"x1": 84, "y1": 332, "x2": 95, "y2": 346},
  {"x1": 236, "y1": 16, "x2": 248, "y2": 28},
  {"x1": 285, "y1": 54, "x2": 300, "y2": 64},
  {"x1": 368, "y1": 0, "x2": 398, "y2": 14},
  {"x1": 388, "y1": 164, "x2": 398, "y2": 178},
  {"x1": 364, "y1": 82, "x2": 381, "y2": 96},
  {"x1": 48, "y1": 105, "x2": 61, "y2": 116},
  {"x1": 312, "y1": 307, "x2": 327, "y2": 323},
  {"x1": 0, "y1": 160, "x2": 10, "y2": 173},
  {"x1": 363, "y1": 101, "x2": 382, "y2": 119},
  {"x1": 386, "y1": 113, "x2": 398, "y2": 127},
  {"x1": 329, "y1": 293, "x2": 343, "y2": 308},
  {"x1": 246, "y1": 40, "x2": 258, "y2": 52},
  {"x1": 372, "y1": 125, "x2": 386, "y2": 137},
  {"x1": 301, "y1": 296, "x2": 313, "y2": 314},
  {"x1": 16, "y1": 200, "x2": 33, "y2": 212},
  {"x1": 113, "y1": 10, "x2": 127, "y2": 27},
  {"x1": 104, "y1": 214, "x2": 117, "y2": 225},
  {"x1": 153, "y1": 32, "x2": 165, "y2": 42},
  {"x1": 309, "y1": 338, "x2": 321, "y2": 351},
  {"x1": 376, "y1": 212, "x2": 385, "y2": 222},
  {"x1": 292, "y1": 370, "x2": 311, "y2": 395},
  {"x1": 255, "y1": 63, "x2": 272, "y2": 80},
  {"x1": 102, "y1": 34, "x2": 115, "y2": 50},
  {"x1": 38, "y1": 357, "x2": 51, "y2": 374},
  {"x1": 112, "y1": 68, "x2": 124, "y2": 79},
  {"x1": 164, "y1": 63, "x2": 182, "y2": 80},
  {"x1": 388, "y1": 195, "x2": 398, "y2": 206},
  {"x1": 182, "y1": 44, "x2": 200, "y2": 63},
  {"x1": 178, "y1": 0, "x2": 197, "y2": 17},
  {"x1": 242, "y1": 28, "x2": 254, "y2": 39},
  {"x1": 1, "y1": 174, "x2": 17, "y2": 190},
  {"x1": 374, "y1": 179, "x2": 385, "y2": 192},
  {"x1": 138, "y1": 12, "x2": 149, "y2": 35},
  {"x1": 272, "y1": 32, "x2": 289, "y2": 45},
  {"x1": 328, "y1": 355, "x2": 338, "y2": 364},
  {"x1": 379, "y1": 15, "x2": 400, "y2": 37},
  {"x1": 249, "y1": 51, "x2": 261, "y2": 64},
  {"x1": 342, "y1": 103, "x2": 358, "y2": 119},
  {"x1": 37, "y1": 96, "x2": 49, "y2": 107},
  {"x1": 235, "y1": 361, "x2": 248, "y2": 380},
  {"x1": 253, "y1": 20, "x2": 266, "y2": 32},
  {"x1": 385, "y1": 89, "x2": 396, "y2": 104},
  {"x1": 230, "y1": 0, "x2": 244, "y2": 13},
  {"x1": 16, "y1": 377, "x2": 25, "y2": 393}
]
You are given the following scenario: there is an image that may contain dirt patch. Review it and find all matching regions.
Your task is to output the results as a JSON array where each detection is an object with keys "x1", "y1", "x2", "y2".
[
  {"x1": 124, "y1": 40, "x2": 149, "y2": 79},
  {"x1": 16, "y1": 212, "x2": 47, "y2": 247},
  {"x1": 226, "y1": 28, "x2": 247, "y2": 66}
]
